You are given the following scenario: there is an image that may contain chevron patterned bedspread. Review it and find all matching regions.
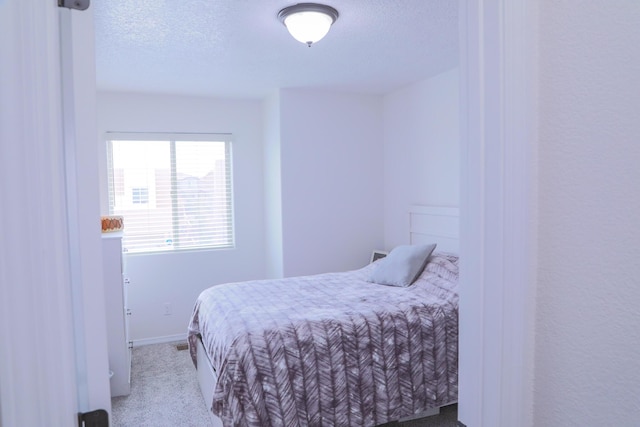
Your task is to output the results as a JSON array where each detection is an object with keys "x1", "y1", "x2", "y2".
[{"x1": 188, "y1": 252, "x2": 459, "y2": 427}]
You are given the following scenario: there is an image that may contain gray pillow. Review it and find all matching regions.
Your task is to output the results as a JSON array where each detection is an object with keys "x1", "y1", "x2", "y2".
[{"x1": 368, "y1": 243, "x2": 437, "y2": 287}]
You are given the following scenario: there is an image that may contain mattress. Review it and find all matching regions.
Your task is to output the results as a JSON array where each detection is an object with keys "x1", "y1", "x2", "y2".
[{"x1": 188, "y1": 252, "x2": 459, "y2": 427}]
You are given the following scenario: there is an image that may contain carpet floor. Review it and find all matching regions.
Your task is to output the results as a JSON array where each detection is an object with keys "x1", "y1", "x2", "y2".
[{"x1": 112, "y1": 342, "x2": 458, "y2": 427}]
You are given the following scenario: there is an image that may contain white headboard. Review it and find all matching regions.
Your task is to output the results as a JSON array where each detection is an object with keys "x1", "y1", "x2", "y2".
[{"x1": 409, "y1": 205, "x2": 460, "y2": 253}]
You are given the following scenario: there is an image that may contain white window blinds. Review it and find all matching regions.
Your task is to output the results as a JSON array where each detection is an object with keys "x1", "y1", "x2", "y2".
[{"x1": 106, "y1": 133, "x2": 234, "y2": 253}]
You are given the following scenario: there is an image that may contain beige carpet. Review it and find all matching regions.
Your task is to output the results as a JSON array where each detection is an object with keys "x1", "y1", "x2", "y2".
[
  {"x1": 111, "y1": 342, "x2": 210, "y2": 426},
  {"x1": 112, "y1": 342, "x2": 458, "y2": 426}
]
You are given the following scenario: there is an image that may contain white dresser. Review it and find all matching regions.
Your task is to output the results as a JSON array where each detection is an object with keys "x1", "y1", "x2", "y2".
[{"x1": 102, "y1": 232, "x2": 131, "y2": 397}]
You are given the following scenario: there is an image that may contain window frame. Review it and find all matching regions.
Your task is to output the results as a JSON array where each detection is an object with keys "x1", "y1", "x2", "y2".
[{"x1": 105, "y1": 131, "x2": 235, "y2": 255}]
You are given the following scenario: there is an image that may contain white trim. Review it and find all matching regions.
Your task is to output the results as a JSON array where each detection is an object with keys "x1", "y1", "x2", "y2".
[
  {"x1": 132, "y1": 333, "x2": 188, "y2": 347},
  {"x1": 59, "y1": 6, "x2": 112, "y2": 415},
  {"x1": 458, "y1": 1, "x2": 537, "y2": 426},
  {"x1": 104, "y1": 131, "x2": 233, "y2": 142},
  {"x1": 60, "y1": 8, "x2": 90, "y2": 411}
]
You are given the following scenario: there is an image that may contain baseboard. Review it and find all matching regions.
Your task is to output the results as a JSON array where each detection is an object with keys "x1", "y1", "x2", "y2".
[
  {"x1": 457, "y1": 421, "x2": 467, "y2": 427},
  {"x1": 132, "y1": 333, "x2": 187, "y2": 347}
]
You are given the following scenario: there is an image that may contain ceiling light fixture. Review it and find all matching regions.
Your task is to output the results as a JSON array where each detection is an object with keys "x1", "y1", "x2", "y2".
[{"x1": 278, "y1": 3, "x2": 339, "y2": 47}]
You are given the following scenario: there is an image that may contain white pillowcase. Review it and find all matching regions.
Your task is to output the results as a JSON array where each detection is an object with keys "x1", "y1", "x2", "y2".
[{"x1": 368, "y1": 243, "x2": 437, "y2": 287}]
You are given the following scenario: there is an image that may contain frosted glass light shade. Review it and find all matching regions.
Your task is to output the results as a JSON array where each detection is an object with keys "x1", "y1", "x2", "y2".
[
  {"x1": 278, "y1": 4, "x2": 339, "y2": 47},
  {"x1": 284, "y1": 11, "x2": 332, "y2": 45}
]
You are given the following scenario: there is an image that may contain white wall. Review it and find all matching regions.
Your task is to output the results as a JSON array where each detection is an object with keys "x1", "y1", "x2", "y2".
[
  {"x1": 278, "y1": 89, "x2": 385, "y2": 276},
  {"x1": 263, "y1": 92, "x2": 284, "y2": 279},
  {"x1": 535, "y1": 2, "x2": 640, "y2": 425},
  {"x1": 383, "y1": 68, "x2": 460, "y2": 249},
  {"x1": 97, "y1": 92, "x2": 266, "y2": 342}
]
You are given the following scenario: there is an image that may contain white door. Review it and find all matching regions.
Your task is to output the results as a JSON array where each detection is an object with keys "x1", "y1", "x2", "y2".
[
  {"x1": 0, "y1": 0, "x2": 111, "y2": 425},
  {"x1": 458, "y1": 1, "x2": 537, "y2": 426}
]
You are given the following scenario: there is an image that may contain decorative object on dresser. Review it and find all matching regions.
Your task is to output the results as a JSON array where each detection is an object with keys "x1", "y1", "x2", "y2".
[
  {"x1": 101, "y1": 215, "x2": 124, "y2": 233},
  {"x1": 102, "y1": 230, "x2": 132, "y2": 397}
]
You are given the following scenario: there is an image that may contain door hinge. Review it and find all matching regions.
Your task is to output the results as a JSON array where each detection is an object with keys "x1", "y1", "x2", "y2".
[
  {"x1": 78, "y1": 409, "x2": 108, "y2": 427},
  {"x1": 58, "y1": 0, "x2": 90, "y2": 11}
]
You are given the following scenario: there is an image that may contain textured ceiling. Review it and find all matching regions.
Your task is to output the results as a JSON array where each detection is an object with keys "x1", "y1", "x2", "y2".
[{"x1": 94, "y1": 0, "x2": 458, "y2": 99}]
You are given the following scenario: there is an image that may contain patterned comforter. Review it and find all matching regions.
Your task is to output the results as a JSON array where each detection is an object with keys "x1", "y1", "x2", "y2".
[{"x1": 188, "y1": 252, "x2": 459, "y2": 427}]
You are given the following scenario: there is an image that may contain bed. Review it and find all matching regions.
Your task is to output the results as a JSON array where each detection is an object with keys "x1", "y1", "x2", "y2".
[{"x1": 188, "y1": 206, "x2": 459, "y2": 427}]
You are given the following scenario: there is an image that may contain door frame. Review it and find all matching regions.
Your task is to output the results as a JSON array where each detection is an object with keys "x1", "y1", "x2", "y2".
[{"x1": 458, "y1": 1, "x2": 538, "y2": 426}]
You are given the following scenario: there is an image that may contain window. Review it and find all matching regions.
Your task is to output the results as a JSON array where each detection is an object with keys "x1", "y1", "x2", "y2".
[
  {"x1": 106, "y1": 133, "x2": 234, "y2": 253},
  {"x1": 131, "y1": 187, "x2": 149, "y2": 205}
]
